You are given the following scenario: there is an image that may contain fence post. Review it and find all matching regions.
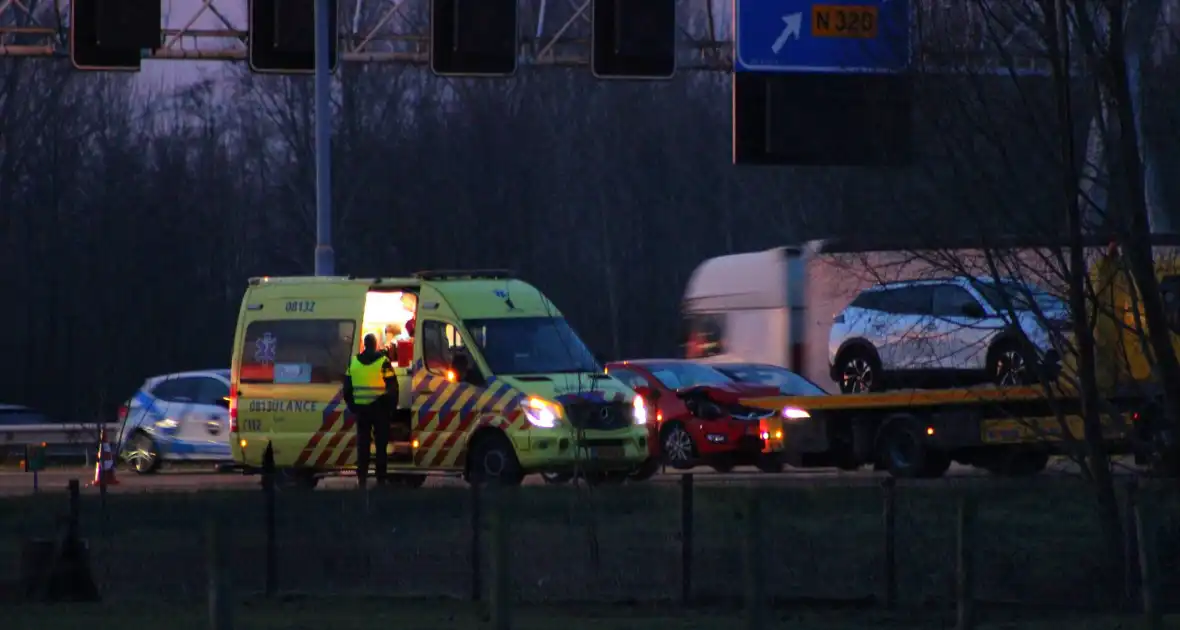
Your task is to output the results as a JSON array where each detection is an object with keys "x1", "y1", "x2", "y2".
[
  {"x1": 1123, "y1": 479, "x2": 1141, "y2": 610},
  {"x1": 743, "y1": 491, "x2": 765, "y2": 630},
  {"x1": 67, "y1": 479, "x2": 81, "y2": 539},
  {"x1": 488, "y1": 487, "x2": 512, "y2": 630},
  {"x1": 206, "y1": 519, "x2": 234, "y2": 630},
  {"x1": 470, "y1": 480, "x2": 482, "y2": 602},
  {"x1": 1133, "y1": 489, "x2": 1162, "y2": 630},
  {"x1": 262, "y1": 443, "x2": 277, "y2": 598},
  {"x1": 680, "y1": 473, "x2": 694, "y2": 607},
  {"x1": 882, "y1": 477, "x2": 897, "y2": 610},
  {"x1": 955, "y1": 495, "x2": 976, "y2": 630}
]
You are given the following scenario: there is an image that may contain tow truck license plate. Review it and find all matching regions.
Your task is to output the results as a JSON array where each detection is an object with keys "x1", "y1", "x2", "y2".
[{"x1": 592, "y1": 446, "x2": 623, "y2": 459}]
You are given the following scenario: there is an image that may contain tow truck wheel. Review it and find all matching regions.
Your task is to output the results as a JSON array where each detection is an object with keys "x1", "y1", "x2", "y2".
[
  {"x1": 125, "y1": 432, "x2": 161, "y2": 475},
  {"x1": 541, "y1": 472, "x2": 574, "y2": 485},
  {"x1": 878, "y1": 423, "x2": 936, "y2": 479},
  {"x1": 660, "y1": 423, "x2": 696, "y2": 470},
  {"x1": 467, "y1": 432, "x2": 524, "y2": 486}
]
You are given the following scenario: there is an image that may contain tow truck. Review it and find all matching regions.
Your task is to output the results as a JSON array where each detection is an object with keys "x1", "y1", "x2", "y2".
[{"x1": 685, "y1": 236, "x2": 1180, "y2": 478}]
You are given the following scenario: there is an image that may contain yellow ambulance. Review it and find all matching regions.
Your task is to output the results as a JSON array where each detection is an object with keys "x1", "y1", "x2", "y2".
[{"x1": 228, "y1": 270, "x2": 651, "y2": 487}]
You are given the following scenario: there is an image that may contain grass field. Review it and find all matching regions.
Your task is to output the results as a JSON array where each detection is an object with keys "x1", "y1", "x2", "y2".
[
  {"x1": 7, "y1": 598, "x2": 1178, "y2": 630},
  {"x1": 3, "y1": 481, "x2": 1180, "y2": 610}
]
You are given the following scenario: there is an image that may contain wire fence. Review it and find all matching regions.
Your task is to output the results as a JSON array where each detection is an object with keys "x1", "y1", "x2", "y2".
[{"x1": 4, "y1": 473, "x2": 1180, "y2": 617}]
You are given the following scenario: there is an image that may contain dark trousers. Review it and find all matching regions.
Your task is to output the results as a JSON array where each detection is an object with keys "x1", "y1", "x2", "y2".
[{"x1": 354, "y1": 398, "x2": 390, "y2": 483}]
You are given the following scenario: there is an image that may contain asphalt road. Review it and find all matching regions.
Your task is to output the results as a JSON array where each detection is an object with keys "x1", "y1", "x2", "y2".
[{"x1": 0, "y1": 457, "x2": 1127, "y2": 496}]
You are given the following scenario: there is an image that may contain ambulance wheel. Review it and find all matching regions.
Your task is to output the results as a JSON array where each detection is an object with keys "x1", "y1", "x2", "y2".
[
  {"x1": 125, "y1": 432, "x2": 161, "y2": 475},
  {"x1": 541, "y1": 472, "x2": 574, "y2": 485},
  {"x1": 629, "y1": 458, "x2": 660, "y2": 482},
  {"x1": 467, "y1": 432, "x2": 523, "y2": 486}
]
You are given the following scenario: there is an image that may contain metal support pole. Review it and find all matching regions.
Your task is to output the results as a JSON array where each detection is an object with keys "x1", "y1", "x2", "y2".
[
  {"x1": 1123, "y1": 0, "x2": 1168, "y2": 233},
  {"x1": 313, "y1": 0, "x2": 335, "y2": 277}
]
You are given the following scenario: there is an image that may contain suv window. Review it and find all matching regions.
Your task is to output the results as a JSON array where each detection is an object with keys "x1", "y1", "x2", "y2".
[
  {"x1": 607, "y1": 367, "x2": 652, "y2": 391},
  {"x1": 932, "y1": 285, "x2": 983, "y2": 317},
  {"x1": 239, "y1": 320, "x2": 357, "y2": 384},
  {"x1": 192, "y1": 377, "x2": 230, "y2": 406},
  {"x1": 885, "y1": 286, "x2": 935, "y2": 316},
  {"x1": 683, "y1": 313, "x2": 725, "y2": 358},
  {"x1": 1162, "y1": 276, "x2": 1180, "y2": 334},
  {"x1": 151, "y1": 377, "x2": 197, "y2": 402},
  {"x1": 850, "y1": 290, "x2": 887, "y2": 311}
]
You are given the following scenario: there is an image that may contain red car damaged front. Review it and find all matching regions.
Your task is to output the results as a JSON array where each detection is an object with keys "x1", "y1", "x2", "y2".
[{"x1": 651, "y1": 382, "x2": 787, "y2": 473}]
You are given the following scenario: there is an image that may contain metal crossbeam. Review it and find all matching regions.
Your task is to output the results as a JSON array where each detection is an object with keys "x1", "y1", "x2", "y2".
[
  {"x1": 2, "y1": 0, "x2": 1153, "y2": 72},
  {"x1": 0, "y1": 0, "x2": 734, "y2": 69}
]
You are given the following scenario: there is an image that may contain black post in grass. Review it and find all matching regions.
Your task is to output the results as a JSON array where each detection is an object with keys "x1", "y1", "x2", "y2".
[{"x1": 262, "y1": 443, "x2": 277, "y2": 598}]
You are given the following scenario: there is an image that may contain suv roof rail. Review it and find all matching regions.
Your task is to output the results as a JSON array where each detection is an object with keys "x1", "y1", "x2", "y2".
[{"x1": 412, "y1": 269, "x2": 516, "y2": 281}]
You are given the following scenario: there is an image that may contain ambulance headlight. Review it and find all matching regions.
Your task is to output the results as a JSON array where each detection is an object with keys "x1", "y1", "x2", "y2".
[
  {"x1": 632, "y1": 395, "x2": 648, "y2": 425},
  {"x1": 522, "y1": 397, "x2": 560, "y2": 428}
]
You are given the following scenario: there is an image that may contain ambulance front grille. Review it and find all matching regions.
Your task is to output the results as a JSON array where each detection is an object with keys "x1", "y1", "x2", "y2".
[{"x1": 564, "y1": 401, "x2": 631, "y2": 431}]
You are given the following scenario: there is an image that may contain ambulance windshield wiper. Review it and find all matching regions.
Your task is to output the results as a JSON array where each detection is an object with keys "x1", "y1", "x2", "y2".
[{"x1": 551, "y1": 369, "x2": 609, "y2": 378}]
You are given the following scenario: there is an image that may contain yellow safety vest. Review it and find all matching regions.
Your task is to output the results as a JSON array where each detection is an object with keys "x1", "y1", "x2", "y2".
[{"x1": 348, "y1": 355, "x2": 390, "y2": 405}]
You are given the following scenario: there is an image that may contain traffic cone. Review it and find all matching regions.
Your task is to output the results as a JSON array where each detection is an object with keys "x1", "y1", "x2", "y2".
[{"x1": 90, "y1": 426, "x2": 119, "y2": 487}]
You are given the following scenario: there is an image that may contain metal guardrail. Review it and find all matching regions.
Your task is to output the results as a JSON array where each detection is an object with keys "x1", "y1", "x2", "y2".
[{"x1": 0, "y1": 423, "x2": 120, "y2": 448}]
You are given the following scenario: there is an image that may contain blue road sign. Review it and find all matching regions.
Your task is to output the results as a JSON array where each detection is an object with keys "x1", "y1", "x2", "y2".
[{"x1": 735, "y1": 0, "x2": 909, "y2": 73}]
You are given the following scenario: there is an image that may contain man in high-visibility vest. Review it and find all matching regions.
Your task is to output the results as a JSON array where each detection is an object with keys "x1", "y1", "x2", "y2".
[{"x1": 344, "y1": 333, "x2": 397, "y2": 488}]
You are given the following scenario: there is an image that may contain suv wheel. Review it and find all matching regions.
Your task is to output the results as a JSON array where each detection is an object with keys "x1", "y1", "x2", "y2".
[
  {"x1": 837, "y1": 349, "x2": 882, "y2": 393},
  {"x1": 989, "y1": 341, "x2": 1035, "y2": 387}
]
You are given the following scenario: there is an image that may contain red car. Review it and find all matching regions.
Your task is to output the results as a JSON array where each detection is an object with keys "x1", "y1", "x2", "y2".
[{"x1": 604, "y1": 359, "x2": 788, "y2": 473}]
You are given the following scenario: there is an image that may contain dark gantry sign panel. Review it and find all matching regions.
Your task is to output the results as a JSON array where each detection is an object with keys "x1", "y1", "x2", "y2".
[
  {"x1": 733, "y1": 72, "x2": 912, "y2": 167},
  {"x1": 249, "y1": 0, "x2": 339, "y2": 74},
  {"x1": 71, "y1": 0, "x2": 161, "y2": 71},
  {"x1": 430, "y1": 0, "x2": 519, "y2": 77},
  {"x1": 591, "y1": 0, "x2": 677, "y2": 80}
]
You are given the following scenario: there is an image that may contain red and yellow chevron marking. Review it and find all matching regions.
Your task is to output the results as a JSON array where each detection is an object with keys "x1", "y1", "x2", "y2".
[
  {"x1": 294, "y1": 407, "x2": 344, "y2": 467},
  {"x1": 413, "y1": 408, "x2": 528, "y2": 469},
  {"x1": 289, "y1": 376, "x2": 531, "y2": 472},
  {"x1": 410, "y1": 375, "x2": 526, "y2": 470}
]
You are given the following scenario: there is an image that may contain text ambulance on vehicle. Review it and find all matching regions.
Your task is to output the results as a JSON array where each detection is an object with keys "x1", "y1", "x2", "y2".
[{"x1": 228, "y1": 269, "x2": 650, "y2": 487}]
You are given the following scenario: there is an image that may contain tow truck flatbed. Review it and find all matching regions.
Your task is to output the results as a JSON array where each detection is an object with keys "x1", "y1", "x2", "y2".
[{"x1": 737, "y1": 386, "x2": 1142, "y2": 478}]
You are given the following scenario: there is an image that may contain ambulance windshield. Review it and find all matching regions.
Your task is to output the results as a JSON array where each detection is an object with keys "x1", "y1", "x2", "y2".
[{"x1": 464, "y1": 317, "x2": 599, "y2": 375}]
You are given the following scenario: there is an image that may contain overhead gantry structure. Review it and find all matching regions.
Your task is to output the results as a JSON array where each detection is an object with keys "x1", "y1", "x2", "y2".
[{"x1": 0, "y1": 0, "x2": 732, "y2": 71}]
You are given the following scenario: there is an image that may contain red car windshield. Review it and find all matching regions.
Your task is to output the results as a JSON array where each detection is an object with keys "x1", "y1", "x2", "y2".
[{"x1": 643, "y1": 363, "x2": 734, "y2": 390}]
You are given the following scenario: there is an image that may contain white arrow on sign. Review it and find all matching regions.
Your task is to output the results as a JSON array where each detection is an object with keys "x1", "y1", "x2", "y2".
[{"x1": 770, "y1": 12, "x2": 803, "y2": 54}]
